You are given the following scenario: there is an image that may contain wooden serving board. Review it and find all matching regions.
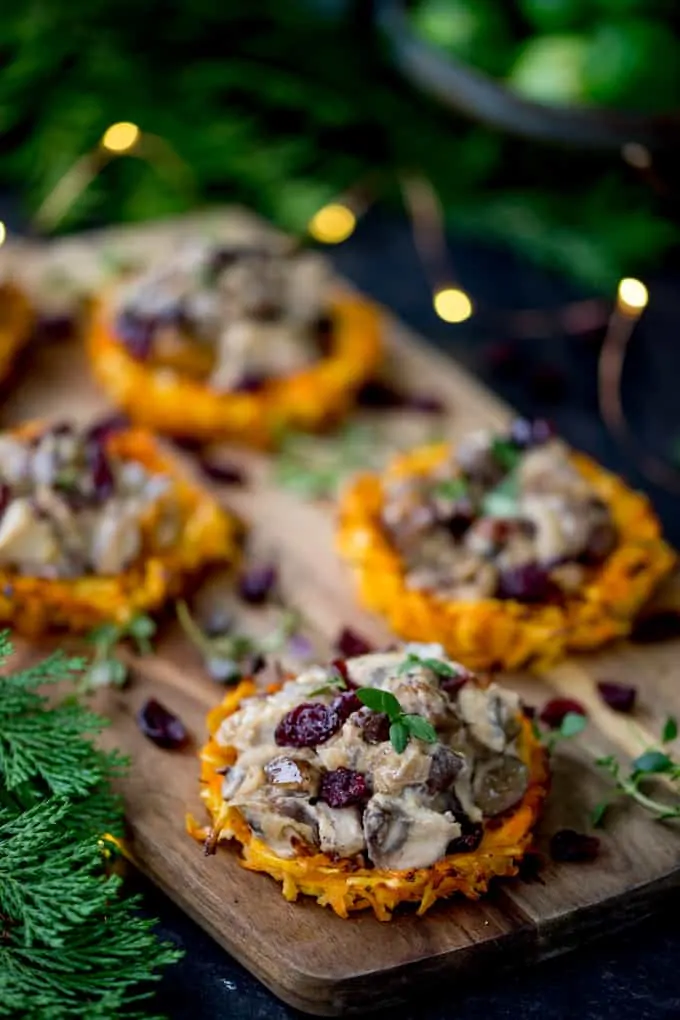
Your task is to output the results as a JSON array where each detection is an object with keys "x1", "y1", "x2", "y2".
[{"x1": 5, "y1": 211, "x2": 680, "y2": 1015}]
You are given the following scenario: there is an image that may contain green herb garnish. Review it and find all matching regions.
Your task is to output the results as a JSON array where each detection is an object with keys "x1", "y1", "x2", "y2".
[
  {"x1": 0, "y1": 632, "x2": 180, "y2": 1015},
  {"x1": 397, "y1": 651, "x2": 456, "y2": 678},
  {"x1": 356, "y1": 687, "x2": 437, "y2": 753},
  {"x1": 662, "y1": 716, "x2": 678, "y2": 743},
  {"x1": 490, "y1": 436, "x2": 522, "y2": 472},
  {"x1": 542, "y1": 708, "x2": 680, "y2": 822},
  {"x1": 309, "y1": 668, "x2": 348, "y2": 697},
  {"x1": 481, "y1": 471, "x2": 520, "y2": 518},
  {"x1": 177, "y1": 599, "x2": 299, "y2": 676},
  {"x1": 432, "y1": 477, "x2": 468, "y2": 501},
  {"x1": 82, "y1": 613, "x2": 156, "y2": 692}
]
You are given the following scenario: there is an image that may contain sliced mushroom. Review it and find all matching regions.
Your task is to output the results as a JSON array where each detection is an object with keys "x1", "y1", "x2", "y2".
[
  {"x1": 0, "y1": 436, "x2": 30, "y2": 488},
  {"x1": 316, "y1": 803, "x2": 365, "y2": 858},
  {"x1": 362, "y1": 793, "x2": 461, "y2": 870},
  {"x1": 264, "y1": 755, "x2": 320, "y2": 795},
  {"x1": 89, "y1": 505, "x2": 142, "y2": 575},
  {"x1": 0, "y1": 498, "x2": 60, "y2": 570},
  {"x1": 427, "y1": 745, "x2": 465, "y2": 794},
  {"x1": 240, "y1": 794, "x2": 319, "y2": 859},
  {"x1": 457, "y1": 683, "x2": 521, "y2": 753},
  {"x1": 472, "y1": 755, "x2": 529, "y2": 817}
]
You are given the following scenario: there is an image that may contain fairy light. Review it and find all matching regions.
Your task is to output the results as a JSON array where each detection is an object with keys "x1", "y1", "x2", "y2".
[
  {"x1": 433, "y1": 286, "x2": 473, "y2": 324},
  {"x1": 617, "y1": 277, "x2": 649, "y2": 315},
  {"x1": 0, "y1": 222, "x2": 6, "y2": 247},
  {"x1": 307, "y1": 203, "x2": 356, "y2": 244},
  {"x1": 101, "y1": 121, "x2": 141, "y2": 154}
]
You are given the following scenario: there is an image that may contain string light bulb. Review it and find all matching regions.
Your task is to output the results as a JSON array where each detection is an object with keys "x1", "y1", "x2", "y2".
[
  {"x1": 101, "y1": 122, "x2": 141, "y2": 154},
  {"x1": 433, "y1": 286, "x2": 473, "y2": 323},
  {"x1": 0, "y1": 222, "x2": 6, "y2": 247},
  {"x1": 307, "y1": 203, "x2": 356, "y2": 244},
  {"x1": 617, "y1": 277, "x2": 649, "y2": 314}
]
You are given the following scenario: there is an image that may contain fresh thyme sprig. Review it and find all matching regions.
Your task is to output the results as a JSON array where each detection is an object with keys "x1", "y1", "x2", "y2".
[
  {"x1": 356, "y1": 687, "x2": 437, "y2": 753},
  {"x1": 541, "y1": 708, "x2": 680, "y2": 825},
  {"x1": 81, "y1": 614, "x2": 157, "y2": 693},
  {"x1": 397, "y1": 651, "x2": 457, "y2": 678},
  {"x1": 273, "y1": 422, "x2": 387, "y2": 499},
  {"x1": 176, "y1": 599, "x2": 299, "y2": 679}
]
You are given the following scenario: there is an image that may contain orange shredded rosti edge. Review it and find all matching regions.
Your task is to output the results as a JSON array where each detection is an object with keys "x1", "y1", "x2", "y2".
[
  {"x1": 0, "y1": 422, "x2": 240, "y2": 636},
  {"x1": 87, "y1": 291, "x2": 382, "y2": 448},
  {"x1": 0, "y1": 281, "x2": 34, "y2": 381},
  {"x1": 336, "y1": 442, "x2": 676, "y2": 672},
  {"x1": 187, "y1": 678, "x2": 549, "y2": 921}
]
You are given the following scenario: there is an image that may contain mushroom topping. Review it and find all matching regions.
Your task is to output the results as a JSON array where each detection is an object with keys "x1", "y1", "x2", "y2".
[
  {"x1": 265, "y1": 755, "x2": 320, "y2": 795},
  {"x1": 213, "y1": 649, "x2": 532, "y2": 868},
  {"x1": 115, "y1": 243, "x2": 331, "y2": 391},
  {"x1": 472, "y1": 755, "x2": 529, "y2": 817},
  {"x1": 363, "y1": 794, "x2": 461, "y2": 871},
  {"x1": 0, "y1": 424, "x2": 176, "y2": 579},
  {"x1": 380, "y1": 423, "x2": 619, "y2": 603}
]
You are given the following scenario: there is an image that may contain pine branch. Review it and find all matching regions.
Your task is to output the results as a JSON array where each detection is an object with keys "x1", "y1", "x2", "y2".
[{"x1": 0, "y1": 635, "x2": 181, "y2": 1017}]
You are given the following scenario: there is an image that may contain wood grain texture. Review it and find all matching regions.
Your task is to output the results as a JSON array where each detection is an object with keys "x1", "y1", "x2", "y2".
[{"x1": 5, "y1": 211, "x2": 680, "y2": 1014}]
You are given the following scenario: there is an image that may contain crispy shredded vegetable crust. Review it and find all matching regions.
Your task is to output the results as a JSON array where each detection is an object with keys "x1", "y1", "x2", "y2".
[
  {"x1": 336, "y1": 442, "x2": 676, "y2": 671},
  {"x1": 187, "y1": 679, "x2": 549, "y2": 921},
  {"x1": 87, "y1": 292, "x2": 382, "y2": 447},
  {"x1": 0, "y1": 282, "x2": 33, "y2": 382},
  {"x1": 0, "y1": 423, "x2": 239, "y2": 636}
]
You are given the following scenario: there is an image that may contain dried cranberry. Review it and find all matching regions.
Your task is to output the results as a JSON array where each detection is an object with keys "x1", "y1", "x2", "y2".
[
  {"x1": 355, "y1": 379, "x2": 444, "y2": 414},
  {"x1": 115, "y1": 310, "x2": 154, "y2": 361},
  {"x1": 335, "y1": 627, "x2": 373, "y2": 658},
  {"x1": 356, "y1": 378, "x2": 406, "y2": 410},
  {"x1": 318, "y1": 767, "x2": 369, "y2": 808},
  {"x1": 275, "y1": 702, "x2": 341, "y2": 748},
  {"x1": 447, "y1": 819, "x2": 484, "y2": 855},
  {"x1": 517, "y1": 850, "x2": 544, "y2": 882},
  {"x1": 596, "y1": 680, "x2": 636, "y2": 714},
  {"x1": 330, "y1": 657, "x2": 351, "y2": 683},
  {"x1": 497, "y1": 564, "x2": 558, "y2": 603},
  {"x1": 539, "y1": 698, "x2": 587, "y2": 729},
  {"x1": 442, "y1": 501, "x2": 476, "y2": 540},
  {"x1": 196, "y1": 456, "x2": 247, "y2": 486},
  {"x1": 33, "y1": 311, "x2": 76, "y2": 343},
  {"x1": 238, "y1": 565, "x2": 277, "y2": 605},
  {"x1": 331, "y1": 689, "x2": 362, "y2": 723},
  {"x1": 630, "y1": 610, "x2": 680, "y2": 644},
  {"x1": 86, "y1": 414, "x2": 129, "y2": 442},
  {"x1": 357, "y1": 708, "x2": 391, "y2": 744},
  {"x1": 230, "y1": 373, "x2": 267, "y2": 393},
  {"x1": 87, "y1": 440, "x2": 115, "y2": 501},
  {"x1": 137, "y1": 698, "x2": 189, "y2": 749},
  {"x1": 440, "y1": 673, "x2": 469, "y2": 700},
  {"x1": 405, "y1": 394, "x2": 446, "y2": 414},
  {"x1": 549, "y1": 829, "x2": 600, "y2": 863}
]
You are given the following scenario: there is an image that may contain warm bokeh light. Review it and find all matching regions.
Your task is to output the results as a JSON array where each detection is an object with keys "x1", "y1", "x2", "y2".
[
  {"x1": 433, "y1": 287, "x2": 473, "y2": 323},
  {"x1": 0, "y1": 222, "x2": 6, "y2": 247},
  {"x1": 307, "y1": 203, "x2": 356, "y2": 244},
  {"x1": 617, "y1": 277, "x2": 649, "y2": 313},
  {"x1": 101, "y1": 121, "x2": 141, "y2": 153}
]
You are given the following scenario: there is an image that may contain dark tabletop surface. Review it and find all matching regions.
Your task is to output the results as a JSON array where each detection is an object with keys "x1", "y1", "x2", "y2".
[{"x1": 96, "y1": 207, "x2": 680, "y2": 1017}]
